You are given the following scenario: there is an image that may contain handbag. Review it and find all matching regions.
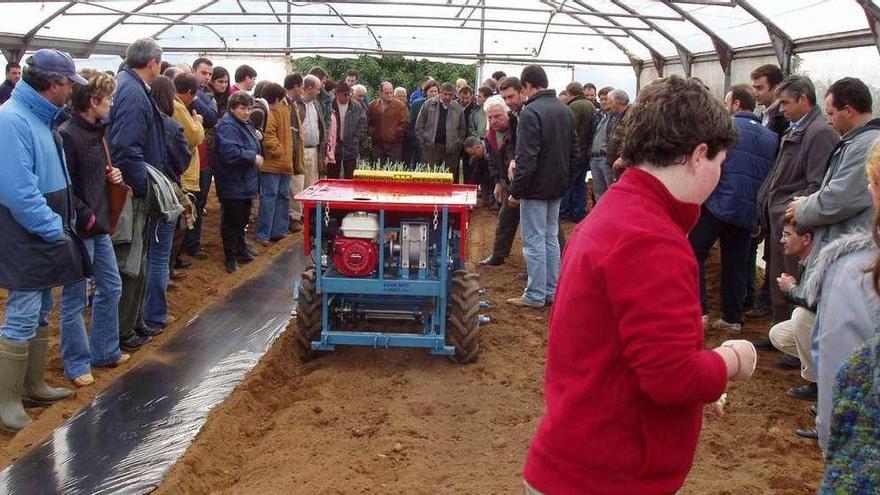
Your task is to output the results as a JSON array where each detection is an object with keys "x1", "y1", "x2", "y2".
[{"x1": 101, "y1": 138, "x2": 131, "y2": 235}]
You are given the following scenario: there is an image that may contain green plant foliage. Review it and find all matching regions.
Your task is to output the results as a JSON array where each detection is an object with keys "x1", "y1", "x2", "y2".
[
  {"x1": 291, "y1": 54, "x2": 477, "y2": 101},
  {"x1": 357, "y1": 160, "x2": 449, "y2": 174}
]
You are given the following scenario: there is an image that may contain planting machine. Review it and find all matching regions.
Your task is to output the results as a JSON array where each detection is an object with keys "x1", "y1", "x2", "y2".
[{"x1": 292, "y1": 169, "x2": 487, "y2": 363}]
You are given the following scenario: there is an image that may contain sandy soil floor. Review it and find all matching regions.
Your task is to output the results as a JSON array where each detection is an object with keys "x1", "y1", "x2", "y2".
[
  {"x1": 155, "y1": 205, "x2": 825, "y2": 494},
  {"x1": 0, "y1": 196, "x2": 293, "y2": 468}
]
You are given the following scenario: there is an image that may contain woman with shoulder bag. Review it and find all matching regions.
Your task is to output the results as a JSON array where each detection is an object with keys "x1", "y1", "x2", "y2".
[{"x1": 58, "y1": 68, "x2": 130, "y2": 386}]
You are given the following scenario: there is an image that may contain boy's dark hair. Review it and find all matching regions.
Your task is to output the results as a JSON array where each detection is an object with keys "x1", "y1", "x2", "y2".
[
  {"x1": 192, "y1": 57, "x2": 212, "y2": 71},
  {"x1": 284, "y1": 72, "x2": 304, "y2": 90},
  {"x1": 228, "y1": 91, "x2": 254, "y2": 110},
  {"x1": 423, "y1": 80, "x2": 439, "y2": 92},
  {"x1": 346, "y1": 69, "x2": 358, "y2": 78},
  {"x1": 458, "y1": 85, "x2": 473, "y2": 95},
  {"x1": 520, "y1": 65, "x2": 548, "y2": 90},
  {"x1": 498, "y1": 76, "x2": 522, "y2": 92},
  {"x1": 253, "y1": 80, "x2": 269, "y2": 99},
  {"x1": 826, "y1": 77, "x2": 873, "y2": 114},
  {"x1": 159, "y1": 61, "x2": 171, "y2": 74},
  {"x1": 729, "y1": 84, "x2": 756, "y2": 112},
  {"x1": 6, "y1": 62, "x2": 20, "y2": 73},
  {"x1": 584, "y1": 82, "x2": 597, "y2": 91},
  {"x1": 234, "y1": 64, "x2": 257, "y2": 83},
  {"x1": 598, "y1": 86, "x2": 613, "y2": 97},
  {"x1": 777, "y1": 75, "x2": 817, "y2": 105},
  {"x1": 477, "y1": 86, "x2": 494, "y2": 98},
  {"x1": 750, "y1": 64, "x2": 784, "y2": 86},
  {"x1": 261, "y1": 82, "x2": 287, "y2": 105},
  {"x1": 463, "y1": 136, "x2": 483, "y2": 150},
  {"x1": 491, "y1": 70, "x2": 506, "y2": 81},
  {"x1": 173, "y1": 73, "x2": 200, "y2": 95},
  {"x1": 620, "y1": 75, "x2": 738, "y2": 168}
]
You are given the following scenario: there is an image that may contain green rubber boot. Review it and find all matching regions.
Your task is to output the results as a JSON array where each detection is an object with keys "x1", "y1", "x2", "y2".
[
  {"x1": 0, "y1": 337, "x2": 32, "y2": 433},
  {"x1": 22, "y1": 328, "x2": 71, "y2": 406}
]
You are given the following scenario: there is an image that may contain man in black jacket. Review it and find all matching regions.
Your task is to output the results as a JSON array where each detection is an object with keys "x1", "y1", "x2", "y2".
[
  {"x1": 506, "y1": 65, "x2": 579, "y2": 308},
  {"x1": 0, "y1": 61, "x2": 21, "y2": 105}
]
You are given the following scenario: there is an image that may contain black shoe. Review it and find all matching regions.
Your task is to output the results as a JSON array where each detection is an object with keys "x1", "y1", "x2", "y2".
[
  {"x1": 775, "y1": 355, "x2": 801, "y2": 370},
  {"x1": 478, "y1": 255, "x2": 503, "y2": 266},
  {"x1": 809, "y1": 405, "x2": 817, "y2": 418},
  {"x1": 237, "y1": 251, "x2": 255, "y2": 263},
  {"x1": 186, "y1": 249, "x2": 210, "y2": 260},
  {"x1": 795, "y1": 426, "x2": 818, "y2": 439},
  {"x1": 753, "y1": 338, "x2": 776, "y2": 351},
  {"x1": 744, "y1": 306, "x2": 771, "y2": 318},
  {"x1": 120, "y1": 333, "x2": 152, "y2": 352},
  {"x1": 225, "y1": 258, "x2": 239, "y2": 273},
  {"x1": 788, "y1": 382, "x2": 818, "y2": 402},
  {"x1": 136, "y1": 325, "x2": 164, "y2": 338},
  {"x1": 174, "y1": 257, "x2": 192, "y2": 269}
]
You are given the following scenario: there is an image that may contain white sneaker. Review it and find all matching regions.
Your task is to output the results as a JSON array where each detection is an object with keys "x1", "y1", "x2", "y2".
[{"x1": 712, "y1": 318, "x2": 742, "y2": 333}]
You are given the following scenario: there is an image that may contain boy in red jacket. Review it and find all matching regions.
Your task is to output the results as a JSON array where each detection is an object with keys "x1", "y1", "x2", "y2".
[{"x1": 523, "y1": 76, "x2": 758, "y2": 494}]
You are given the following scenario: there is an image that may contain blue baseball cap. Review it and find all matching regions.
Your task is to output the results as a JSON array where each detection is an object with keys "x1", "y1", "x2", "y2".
[{"x1": 29, "y1": 49, "x2": 88, "y2": 85}]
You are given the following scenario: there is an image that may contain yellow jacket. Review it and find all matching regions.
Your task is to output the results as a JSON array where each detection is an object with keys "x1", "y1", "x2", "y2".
[
  {"x1": 173, "y1": 96, "x2": 206, "y2": 191},
  {"x1": 262, "y1": 101, "x2": 294, "y2": 175}
]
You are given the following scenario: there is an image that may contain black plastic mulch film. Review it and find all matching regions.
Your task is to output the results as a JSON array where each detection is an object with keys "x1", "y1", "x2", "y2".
[{"x1": 0, "y1": 248, "x2": 304, "y2": 494}]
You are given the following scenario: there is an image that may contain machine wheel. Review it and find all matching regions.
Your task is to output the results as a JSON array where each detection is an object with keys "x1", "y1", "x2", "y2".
[
  {"x1": 294, "y1": 267, "x2": 322, "y2": 362},
  {"x1": 447, "y1": 270, "x2": 481, "y2": 364}
]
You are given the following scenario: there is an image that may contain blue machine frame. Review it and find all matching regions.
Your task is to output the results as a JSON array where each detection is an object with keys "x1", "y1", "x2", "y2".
[{"x1": 311, "y1": 202, "x2": 460, "y2": 355}]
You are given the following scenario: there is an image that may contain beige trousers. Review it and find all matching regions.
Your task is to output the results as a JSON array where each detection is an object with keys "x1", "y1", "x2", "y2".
[{"x1": 768, "y1": 306, "x2": 817, "y2": 382}]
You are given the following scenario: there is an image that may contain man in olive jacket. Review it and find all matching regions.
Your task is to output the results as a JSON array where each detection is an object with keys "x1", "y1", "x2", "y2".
[
  {"x1": 756, "y1": 75, "x2": 838, "y2": 323},
  {"x1": 560, "y1": 81, "x2": 594, "y2": 222},
  {"x1": 507, "y1": 65, "x2": 580, "y2": 308}
]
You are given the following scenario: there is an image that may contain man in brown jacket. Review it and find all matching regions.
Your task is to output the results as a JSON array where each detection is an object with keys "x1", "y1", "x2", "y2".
[
  {"x1": 367, "y1": 81, "x2": 409, "y2": 164},
  {"x1": 756, "y1": 75, "x2": 838, "y2": 325}
]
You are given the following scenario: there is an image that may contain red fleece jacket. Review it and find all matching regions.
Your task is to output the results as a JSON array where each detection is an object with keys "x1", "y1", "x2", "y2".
[{"x1": 524, "y1": 168, "x2": 728, "y2": 495}]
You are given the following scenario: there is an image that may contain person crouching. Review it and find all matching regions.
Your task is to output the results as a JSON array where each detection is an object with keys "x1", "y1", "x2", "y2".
[{"x1": 214, "y1": 92, "x2": 264, "y2": 273}]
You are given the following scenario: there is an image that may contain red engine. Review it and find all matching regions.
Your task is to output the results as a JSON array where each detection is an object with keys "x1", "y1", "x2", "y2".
[{"x1": 332, "y1": 236, "x2": 379, "y2": 277}]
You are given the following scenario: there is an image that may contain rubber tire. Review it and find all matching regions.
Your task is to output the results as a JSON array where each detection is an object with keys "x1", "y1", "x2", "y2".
[
  {"x1": 447, "y1": 270, "x2": 481, "y2": 364},
  {"x1": 294, "y1": 267, "x2": 322, "y2": 362}
]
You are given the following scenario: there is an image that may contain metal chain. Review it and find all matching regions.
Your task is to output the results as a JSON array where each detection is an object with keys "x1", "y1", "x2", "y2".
[
  {"x1": 432, "y1": 205, "x2": 439, "y2": 230},
  {"x1": 324, "y1": 204, "x2": 330, "y2": 227}
]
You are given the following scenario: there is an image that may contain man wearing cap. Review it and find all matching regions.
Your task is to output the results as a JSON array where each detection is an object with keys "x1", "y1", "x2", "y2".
[
  {"x1": 0, "y1": 49, "x2": 90, "y2": 433},
  {"x1": 331, "y1": 81, "x2": 366, "y2": 179}
]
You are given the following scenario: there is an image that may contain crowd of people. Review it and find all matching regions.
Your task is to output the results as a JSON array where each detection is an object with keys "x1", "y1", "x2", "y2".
[{"x1": 0, "y1": 38, "x2": 877, "y2": 493}]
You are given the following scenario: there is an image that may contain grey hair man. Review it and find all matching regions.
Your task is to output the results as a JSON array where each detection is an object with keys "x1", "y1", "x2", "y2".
[{"x1": 606, "y1": 89, "x2": 631, "y2": 176}]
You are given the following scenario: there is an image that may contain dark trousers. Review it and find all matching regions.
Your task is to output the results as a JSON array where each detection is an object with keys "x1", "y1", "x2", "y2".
[
  {"x1": 559, "y1": 168, "x2": 588, "y2": 221},
  {"x1": 745, "y1": 235, "x2": 771, "y2": 309},
  {"x1": 118, "y1": 265, "x2": 146, "y2": 341},
  {"x1": 182, "y1": 169, "x2": 212, "y2": 255},
  {"x1": 373, "y1": 141, "x2": 402, "y2": 164},
  {"x1": 220, "y1": 198, "x2": 253, "y2": 261},
  {"x1": 329, "y1": 156, "x2": 357, "y2": 179},
  {"x1": 491, "y1": 186, "x2": 566, "y2": 260},
  {"x1": 689, "y1": 207, "x2": 751, "y2": 323}
]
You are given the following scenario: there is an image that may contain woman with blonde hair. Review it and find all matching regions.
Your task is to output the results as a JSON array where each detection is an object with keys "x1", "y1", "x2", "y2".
[
  {"x1": 819, "y1": 142, "x2": 880, "y2": 493},
  {"x1": 58, "y1": 68, "x2": 130, "y2": 386}
]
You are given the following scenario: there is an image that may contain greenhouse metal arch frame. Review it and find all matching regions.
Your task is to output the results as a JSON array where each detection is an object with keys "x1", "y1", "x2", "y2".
[{"x1": 0, "y1": 0, "x2": 879, "y2": 95}]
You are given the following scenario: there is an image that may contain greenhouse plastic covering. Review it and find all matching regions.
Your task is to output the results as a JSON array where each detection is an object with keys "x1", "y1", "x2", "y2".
[{"x1": 0, "y1": 249, "x2": 303, "y2": 494}]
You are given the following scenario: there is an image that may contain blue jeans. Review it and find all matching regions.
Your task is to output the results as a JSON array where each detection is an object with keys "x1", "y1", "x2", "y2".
[
  {"x1": 1, "y1": 289, "x2": 54, "y2": 342},
  {"x1": 256, "y1": 172, "x2": 292, "y2": 241},
  {"x1": 560, "y1": 168, "x2": 588, "y2": 221},
  {"x1": 590, "y1": 156, "x2": 613, "y2": 201},
  {"x1": 143, "y1": 216, "x2": 176, "y2": 329},
  {"x1": 60, "y1": 235, "x2": 123, "y2": 379},
  {"x1": 520, "y1": 198, "x2": 562, "y2": 304}
]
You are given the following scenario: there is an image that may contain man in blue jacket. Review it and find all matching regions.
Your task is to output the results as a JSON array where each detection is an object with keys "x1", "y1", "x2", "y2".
[
  {"x1": 690, "y1": 84, "x2": 778, "y2": 333},
  {"x1": 108, "y1": 38, "x2": 167, "y2": 352},
  {"x1": 0, "y1": 49, "x2": 89, "y2": 433}
]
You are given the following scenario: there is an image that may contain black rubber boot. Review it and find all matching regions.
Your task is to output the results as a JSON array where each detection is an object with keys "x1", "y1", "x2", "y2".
[
  {"x1": 0, "y1": 337, "x2": 32, "y2": 433},
  {"x1": 22, "y1": 328, "x2": 72, "y2": 406}
]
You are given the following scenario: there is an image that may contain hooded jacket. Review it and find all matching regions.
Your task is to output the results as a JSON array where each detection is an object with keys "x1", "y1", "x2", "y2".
[
  {"x1": 0, "y1": 81, "x2": 90, "y2": 289},
  {"x1": 108, "y1": 67, "x2": 167, "y2": 199},
  {"x1": 510, "y1": 89, "x2": 580, "y2": 200},
  {"x1": 799, "y1": 231, "x2": 880, "y2": 451}
]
